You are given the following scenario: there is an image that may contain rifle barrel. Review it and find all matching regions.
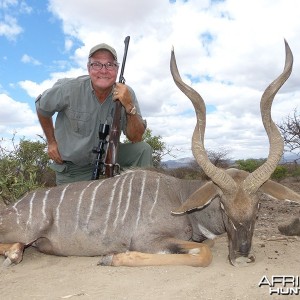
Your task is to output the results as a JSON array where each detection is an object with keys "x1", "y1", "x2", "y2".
[{"x1": 104, "y1": 36, "x2": 130, "y2": 177}]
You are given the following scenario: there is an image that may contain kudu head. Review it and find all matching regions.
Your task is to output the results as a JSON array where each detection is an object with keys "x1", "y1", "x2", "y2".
[{"x1": 170, "y1": 41, "x2": 293, "y2": 266}]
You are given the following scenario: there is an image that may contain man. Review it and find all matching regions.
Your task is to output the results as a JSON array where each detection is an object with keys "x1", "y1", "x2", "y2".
[{"x1": 36, "y1": 43, "x2": 152, "y2": 185}]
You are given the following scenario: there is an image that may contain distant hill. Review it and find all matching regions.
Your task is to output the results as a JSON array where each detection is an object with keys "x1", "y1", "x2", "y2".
[
  {"x1": 281, "y1": 152, "x2": 299, "y2": 163},
  {"x1": 162, "y1": 157, "x2": 194, "y2": 169},
  {"x1": 162, "y1": 153, "x2": 299, "y2": 169}
]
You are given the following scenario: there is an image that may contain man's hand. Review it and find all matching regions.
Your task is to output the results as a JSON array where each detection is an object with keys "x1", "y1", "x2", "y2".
[
  {"x1": 36, "y1": 111, "x2": 64, "y2": 164},
  {"x1": 48, "y1": 140, "x2": 63, "y2": 164},
  {"x1": 111, "y1": 83, "x2": 145, "y2": 142},
  {"x1": 112, "y1": 83, "x2": 134, "y2": 113}
]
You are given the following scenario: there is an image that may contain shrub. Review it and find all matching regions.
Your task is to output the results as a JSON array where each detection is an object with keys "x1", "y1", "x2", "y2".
[
  {"x1": 235, "y1": 159, "x2": 291, "y2": 181},
  {"x1": 0, "y1": 137, "x2": 53, "y2": 204},
  {"x1": 271, "y1": 165, "x2": 288, "y2": 180},
  {"x1": 235, "y1": 159, "x2": 266, "y2": 173}
]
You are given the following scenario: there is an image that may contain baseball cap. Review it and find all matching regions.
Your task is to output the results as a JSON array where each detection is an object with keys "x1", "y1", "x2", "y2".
[{"x1": 88, "y1": 43, "x2": 118, "y2": 60}]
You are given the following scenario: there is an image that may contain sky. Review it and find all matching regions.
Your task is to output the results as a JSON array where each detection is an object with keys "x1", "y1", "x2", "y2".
[{"x1": 0, "y1": 0, "x2": 300, "y2": 162}]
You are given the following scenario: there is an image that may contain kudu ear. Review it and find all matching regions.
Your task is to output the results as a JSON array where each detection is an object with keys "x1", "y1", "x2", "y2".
[
  {"x1": 260, "y1": 180, "x2": 300, "y2": 202},
  {"x1": 172, "y1": 182, "x2": 220, "y2": 214}
]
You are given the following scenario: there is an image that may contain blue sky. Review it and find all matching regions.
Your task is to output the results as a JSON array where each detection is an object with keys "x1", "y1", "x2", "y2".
[
  {"x1": 1, "y1": 1, "x2": 81, "y2": 109},
  {"x1": 1, "y1": 0, "x2": 300, "y2": 160}
]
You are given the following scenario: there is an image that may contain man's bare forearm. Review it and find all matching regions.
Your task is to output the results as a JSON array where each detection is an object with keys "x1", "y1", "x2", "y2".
[
  {"x1": 126, "y1": 114, "x2": 145, "y2": 142},
  {"x1": 36, "y1": 110, "x2": 56, "y2": 143}
]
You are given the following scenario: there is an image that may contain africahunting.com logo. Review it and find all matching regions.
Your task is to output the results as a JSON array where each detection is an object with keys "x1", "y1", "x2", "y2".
[{"x1": 258, "y1": 275, "x2": 300, "y2": 296}]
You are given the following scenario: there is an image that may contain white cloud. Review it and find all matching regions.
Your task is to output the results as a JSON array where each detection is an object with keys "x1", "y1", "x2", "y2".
[
  {"x1": 0, "y1": 14, "x2": 23, "y2": 40},
  {"x1": 0, "y1": 93, "x2": 44, "y2": 153},
  {"x1": 64, "y1": 39, "x2": 73, "y2": 52},
  {"x1": 19, "y1": 1, "x2": 32, "y2": 14},
  {"x1": 0, "y1": 0, "x2": 32, "y2": 40},
  {"x1": 21, "y1": 54, "x2": 41, "y2": 65},
  {"x1": 19, "y1": 67, "x2": 86, "y2": 97},
  {"x1": 0, "y1": 94, "x2": 37, "y2": 129},
  {"x1": 0, "y1": 0, "x2": 18, "y2": 10}
]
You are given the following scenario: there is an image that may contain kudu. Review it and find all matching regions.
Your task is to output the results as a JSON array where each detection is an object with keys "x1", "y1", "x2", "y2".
[{"x1": 1, "y1": 41, "x2": 300, "y2": 267}]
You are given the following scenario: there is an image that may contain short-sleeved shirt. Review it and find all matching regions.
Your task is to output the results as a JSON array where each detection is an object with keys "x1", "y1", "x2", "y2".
[{"x1": 35, "y1": 75, "x2": 143, "y2": 166}]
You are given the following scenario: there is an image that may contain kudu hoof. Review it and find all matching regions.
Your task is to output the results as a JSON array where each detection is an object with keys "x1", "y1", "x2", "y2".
[
  {"x1": 230, "y1": 254, "x2": 256, "y2": 267},
  {"x1": 2, "y1": 243, "x2": 24, "y2": 267},
  {"x1": 278, "y1": 217, "x2": 300, "y2": 236},
  {"x1": 97, "y1": 254, "x2": 113, "y2": 266}
]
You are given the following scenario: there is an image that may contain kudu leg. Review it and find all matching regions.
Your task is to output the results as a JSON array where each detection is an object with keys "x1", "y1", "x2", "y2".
[
  {"x1": 98, "y1": 240, "x2": 212, "y2": 267},
  {"x1": 0, "y1": 242, "x2": 25, "y2": 267}
]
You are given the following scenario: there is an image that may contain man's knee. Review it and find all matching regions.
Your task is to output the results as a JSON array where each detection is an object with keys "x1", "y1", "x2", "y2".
[
  {"x1": 118, "y1": 141, "x2": 153, "y2": 168},
  {"x1": 137, "y1": 142, "x2": 153, "y2": 167},
  {"x1": 139, "y1": 141, "x2": 152, "y2": 155}
]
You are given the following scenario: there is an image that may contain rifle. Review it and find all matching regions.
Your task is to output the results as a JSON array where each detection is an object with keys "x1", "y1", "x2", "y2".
[
  {"x1": 105, "y1": 36, "x2": 130, "y2": 177},
  {"x1": 91, "y1": 36, "x2": 130, "y2": 179},
  {"x1": 91, "y1": 123, "x2": 110, "y2": 180}
]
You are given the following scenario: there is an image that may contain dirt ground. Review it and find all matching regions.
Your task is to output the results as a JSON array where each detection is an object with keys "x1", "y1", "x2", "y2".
[{"x1": 1, "y1": 178, "x2": 300, "y2": 300}]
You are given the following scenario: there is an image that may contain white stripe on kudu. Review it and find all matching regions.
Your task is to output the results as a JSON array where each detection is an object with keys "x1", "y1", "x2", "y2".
[
  {"x1": 149, "y1": 176, "x2": 161, "y2": 219},
  {"x1": 113, "y1": 174, "x2": 128, "y2": 230},
  {"x1": 135, "y1": 171, "x2": 147, "y2": 230},
  {"x1": 41, "y1": 190, "x2": 50, "y2": 229},
  {"x1": 85, "y1": 180, "x2": 106, "y2": 227},
  {"x1": 26, "y1": 192, "x2": 36, "y2": 229},
  {"x1": 74, "y1": 181, "x2": 96, "y2": 232},
  {"x1": 12, "y1": 193, "x2": 27, "y2": 225},
  {"x1": 102, "y1": 177, "x2": 121, "y2": 235},
  {"x1": 55, "y1": 184, "x2": 70, "y2": 232},
  {"x1": 121, "y1": 172, "x2": 135, "y2": 224}
]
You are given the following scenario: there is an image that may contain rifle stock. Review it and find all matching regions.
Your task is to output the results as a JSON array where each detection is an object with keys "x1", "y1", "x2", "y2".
[{"x1": 104, "y1": 36, "x2": 130, "y2": 177}]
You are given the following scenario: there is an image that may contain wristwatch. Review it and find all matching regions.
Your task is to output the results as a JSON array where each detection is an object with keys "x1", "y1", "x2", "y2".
[{"x1": 127, "y1": 106, "x2": 137, "y2": 115}]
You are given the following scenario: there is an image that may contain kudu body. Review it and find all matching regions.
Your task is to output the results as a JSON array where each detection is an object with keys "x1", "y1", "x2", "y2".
[
  {"x1": 0, "y1": 171, "x2": 213, "y2": 267},
  {"x1": 1, "y1": 41, "x2": 300, "y2": 267}
]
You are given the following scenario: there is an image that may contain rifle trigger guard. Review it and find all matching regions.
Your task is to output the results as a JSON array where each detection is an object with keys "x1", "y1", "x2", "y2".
[
  {"x1": 114, "y1": 163, "x2": 121, "y2": 175},
  {"x1": 104, "y1": 163, "x2": 121, "y2": 176}
]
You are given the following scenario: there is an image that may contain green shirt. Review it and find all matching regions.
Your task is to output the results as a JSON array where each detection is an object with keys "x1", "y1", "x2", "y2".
[{"x1": 36, "y1": 75, "x2": 143, "y2": 166}]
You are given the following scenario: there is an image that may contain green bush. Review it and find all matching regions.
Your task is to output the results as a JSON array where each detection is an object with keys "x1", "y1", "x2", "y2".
[
  {"x1": 235, "y1": 159, "x2": 266, "y2": 173},
  {"x1": 235, "y1": 159, "x2": 291, "y2": 181},
  {"x1": 0, "y1": 137, "x2": 52, "y2": 204},
  {"x1": 291, "y1": 166, "x2": 300, "y2": 178},
  {"x1": 271, "y1": 165, "x2": 288, "y2": 180}
]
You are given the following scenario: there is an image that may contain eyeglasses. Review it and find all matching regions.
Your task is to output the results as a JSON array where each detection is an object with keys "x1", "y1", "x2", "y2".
[{"x1": 89, "y1": 62, "x2": 119, "y2": 71}]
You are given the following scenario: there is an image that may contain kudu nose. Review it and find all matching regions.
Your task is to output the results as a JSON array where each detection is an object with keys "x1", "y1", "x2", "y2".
[{"x1": 239, "y1": 241, "x2": 250, "y2": 256}]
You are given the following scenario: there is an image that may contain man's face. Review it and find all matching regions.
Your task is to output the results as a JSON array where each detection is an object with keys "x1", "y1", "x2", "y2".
[{"x1": 88, "y1": 50, "x2": 118, "y2": 91}]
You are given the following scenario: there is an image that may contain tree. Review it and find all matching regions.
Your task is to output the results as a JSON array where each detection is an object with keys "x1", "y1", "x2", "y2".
[
  {"x1": 235, "y1": 158, "x2": 266, "y2": 173},
  {"x1": 188, "y1": 148, "x2": 231, "y2": 180},
  {"x1": 0, "y1": 136, "x2": 53, "y2": 204},
  {"x1": 189, "y1": 148, "x2": 231, "y2": 170},
  {"x1": 235, "y1": 158, "x2": 290, "y2": 180},
  {"x1": 123, "y1": 128, "x2": 173, "y2": 168},
  {"x1": 278, "y1": 109, "x2": 300, "y2": 162},
  {"x1": 142, "y1": 129, "x2": 165, "y2": 167}
]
